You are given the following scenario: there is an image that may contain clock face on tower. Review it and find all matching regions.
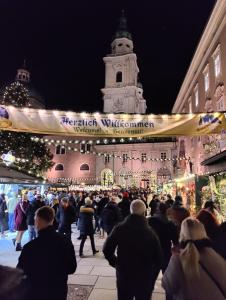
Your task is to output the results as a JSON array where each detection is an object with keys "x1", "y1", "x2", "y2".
[{"x1": 113, "y1": 98, "x2": 124, "y2": 113}]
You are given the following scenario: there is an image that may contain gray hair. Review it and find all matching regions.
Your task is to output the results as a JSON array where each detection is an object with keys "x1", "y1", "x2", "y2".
[
  {"x1": 85, "y1": 197, "x2": 92, "y2": 206},
  {"x1": 130, "y1": 199, "x2": 146, "y2": 216}
]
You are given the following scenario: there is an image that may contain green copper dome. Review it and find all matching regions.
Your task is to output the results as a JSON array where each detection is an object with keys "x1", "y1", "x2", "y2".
[{"x1": 113, "y1": 10, "x2": 132, "y2": 41}]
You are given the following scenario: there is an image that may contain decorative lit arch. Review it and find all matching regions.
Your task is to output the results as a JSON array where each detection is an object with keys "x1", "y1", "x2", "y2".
[{"x1": 101, "y1": 168, "x2": 113, "y2": 186}]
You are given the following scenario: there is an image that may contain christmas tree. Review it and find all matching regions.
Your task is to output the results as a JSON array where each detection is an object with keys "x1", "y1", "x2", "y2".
[
  {"x1": 0, "y1": 81, "x2": 54, "y2": 176},
  {"x1": 2, "y1": 81, "x2": 29, "y2": 107}
]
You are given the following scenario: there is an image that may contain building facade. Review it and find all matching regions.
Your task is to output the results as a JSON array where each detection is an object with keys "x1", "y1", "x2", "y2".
[
  {"x1": 46, "y1": 13, "x2": 177, "y2": 188},
  {"x1": 172, "y1": 0, "x2": 226, "y2": 175}
]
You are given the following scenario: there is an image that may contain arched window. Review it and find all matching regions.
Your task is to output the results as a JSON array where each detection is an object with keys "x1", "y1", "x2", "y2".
[
  {"x1": 55, "y1": 164, "x2": 64, "y2": 171},
  {"x1": 80, "y1": 163, "x2": 90, "y2": 171},
  {"x1": 116, "y1": 71, "x2": 122, "y2": 83}
]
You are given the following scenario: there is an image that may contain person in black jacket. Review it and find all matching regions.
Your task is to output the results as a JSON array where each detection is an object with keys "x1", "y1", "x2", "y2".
[
  {"x1": 149, "y1": 194, "x2": 160, "y2": 216},
  {"x1": 17, "y1": 206, "x2": 77, "y2": 300},
  {"x1": 118, "y1": 192, "x2": 131, "y2": 220},
  {"x1": 148, "y1": 202, "x2": 178, "y2": 272},
  {"x1": 79, "y1": 197, "x2": 99, "y2": 257},
  {"x1": 0, "y1": 264, "x2": 30, "y2": 300},
  {"x1": 27, "y1": 195, "x2": 45, "y2": 241},
  {"x1": 214, "y1": 221, "x2": 226, "y2": 260},
  {"x1": 56, "y1": 197, "x2": 76, "y2": 240},
  {"x1": 103, "y1": 199, "x2": 162, "y2": 300},
  {"x1": 101, "y1": 195, "x2": 122, "y2": 235}
]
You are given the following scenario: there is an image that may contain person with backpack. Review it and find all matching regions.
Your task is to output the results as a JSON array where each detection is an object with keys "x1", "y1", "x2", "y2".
[{"x1": 101, "y1": 194, "x2": 122, "y2": 235}]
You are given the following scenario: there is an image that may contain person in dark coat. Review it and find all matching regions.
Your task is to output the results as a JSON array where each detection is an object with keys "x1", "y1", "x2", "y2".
[
  {"x1": 75, "y1": 193, "x2": 85, "y2": 239},
  {"x1": 149, "y1": 194, "x2": 160, "y2": 216},
  {"x1": 97, "y1": 192, "x2": 110, "y2": 237},
  {"x1": 0, "y1": 264, "x2": 30, "y2": 300},
  {"x1": 17, "y1": 206, "x2": 77, "y2": 300},
  {"x1": 56, "y1": 197, "x2": 76, "y2": 240},
  {"x1": 14, "y1": 194, "x2": 29, "y2": 251},
  {"x1": 214, "y1": 221, "x2": 226, "y2": 260},
  {"x1": 148, "y1": 202, "x2": 178, "y2": 271},
  {"x1": 0, "y1": 193, "x2": 7, "y2": 237},
  {"x1": 118, "y1": 192, "x2": 131, "y2": 220},
  {"x1": 101, "y1": 195, "x2": 122, "y2": 235},
  {"x1": 148, "y1": 202, "x2": 178, "y2": 300},
  {"x1": 196, "y1": 208, "x2": 219, "y2": 240},
  {"x1": 79, "y1": 197, "x2": 99, "y2": 257},
  {"x1": 103, "y1": 200, "x2": 162, "y2": 300},
  {"x1": 167, "y1": 195, "x2": 190, "y2": 229},
  {"x1": 50, "y1": 197, "x2": 60, "y2": 230},
  {"x1": 27, "y1": 195, "x2": 45, "y2": 241},
  {"x1": 165, "y1": 194, "x2": 174, "y2": 209}
]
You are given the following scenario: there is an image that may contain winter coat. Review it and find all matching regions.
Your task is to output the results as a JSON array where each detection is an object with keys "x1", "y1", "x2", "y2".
[
  {"x1": 197, "y1": 209, "x2": 219, "y2": 240},
  {"x1": 97, "y1": 197, "x2": 109, "y2": 216},
  {"x1": 26, "y1": 200, "x2": 45, "y2": 226},
  {"x1": 101, "y1": 202, "x2": 122, "y2": 233},
  {"x1": 17, "y1": 226, "x2": 77, "y2": 300},
  {"x1": 15, "y1": 201, "x2": 29, "y2": 231},
  {"x1": 0, "y1": 194, "x2": 7, "y2": 217},
  {"x1": 162, "y1": 247, "x2": 226, "y2": 300},
  {"x1": 79, "y1": 205, "x2": 94, "y2": 236},
  {"x1": 148, "y1": 213, "x2": 178, "y2": 270},
  {"x1": 167, "y1": 205, "x2": 190, "y2": 227},
  {"x1": 56, "y1": 205, "x2": 76, "y2": 233},
  {"x1": 149, "y1": 199, "x2": 160, "y2": 216},
  {"x1": 103, "y1": 214, "x2": 162, "y2": 290},
  {"x1": 214, "y1": 222, "x2": 226, "y2": 260},
  {"x1": 118, "y1": 198, "x2": 131, "y2": 219}
]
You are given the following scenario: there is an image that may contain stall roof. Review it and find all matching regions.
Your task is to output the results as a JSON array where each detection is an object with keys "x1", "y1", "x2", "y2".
[
  {"x1": 201, "y1": 150, "x2": 226, "y2": 166},
  {"x1": 0, "y1": 164, "x2": 42, "y2": 184}
]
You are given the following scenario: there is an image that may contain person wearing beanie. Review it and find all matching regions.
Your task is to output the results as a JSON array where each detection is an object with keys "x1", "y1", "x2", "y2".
[{"x1": 103, "y1": 199, "x2": 162, "y2": 300}]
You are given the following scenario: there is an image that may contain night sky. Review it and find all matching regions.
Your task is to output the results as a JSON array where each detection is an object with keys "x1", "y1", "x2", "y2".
[{"x1": 0, "y1": 0, "x2": 216, "y2": 113}]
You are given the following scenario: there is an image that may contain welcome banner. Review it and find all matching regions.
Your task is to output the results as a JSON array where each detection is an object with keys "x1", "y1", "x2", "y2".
[{"x1": 0, "y1": 106, "x2": 226, "y2": 137}]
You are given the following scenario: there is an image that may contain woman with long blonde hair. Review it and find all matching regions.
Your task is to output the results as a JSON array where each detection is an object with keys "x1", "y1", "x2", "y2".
[{"x1": 162, "y1": 217, "x2": 226, "y2": 300}]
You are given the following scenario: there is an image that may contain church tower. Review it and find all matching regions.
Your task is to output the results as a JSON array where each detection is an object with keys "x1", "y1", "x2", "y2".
[{"x1": 102, "y1": 11, "x2": 147, "y2": 114}]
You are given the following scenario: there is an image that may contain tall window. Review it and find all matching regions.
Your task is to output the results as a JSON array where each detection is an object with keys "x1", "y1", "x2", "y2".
[
  {"x1": 204, "y1": 70, "x2": 209, "y2": 92},
  {"x1": 122, "y1": 154, "x2": 128, "y2": 163},
  {"x1": 116, "y1": 71, "x2": 122, "y2": 83},
  {"x1": 214, "y1": 53, "x2": 221, "y2": 78},
  {"x1": 141, "y1": 153, "x2": 147, "y2": 163},
  {"x1": 56, "y1": 145, "x2": 66, "y2": 155},
  {"x1": 161, "y1": 152, "x2": 166, "y2": 160},
  {"x1": 104, "y1": 154, "x2": 110, "y2": 164},
  {"x1": 194, "y1": 86, "x2": 199, "y2": 108}
]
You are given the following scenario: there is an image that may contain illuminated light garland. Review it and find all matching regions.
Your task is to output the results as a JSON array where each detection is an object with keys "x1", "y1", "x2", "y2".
[
  {"x1": 30, "y1": 136, "x2": 177, "y2": 145},
  {"x1": 31, "y1": 137, "x2": 186, "y2": 161}
]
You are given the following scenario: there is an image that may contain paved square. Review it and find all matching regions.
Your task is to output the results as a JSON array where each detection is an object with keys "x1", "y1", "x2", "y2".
[{"x1": 0, "y1": 226, "x2": 165, "y2": 299}]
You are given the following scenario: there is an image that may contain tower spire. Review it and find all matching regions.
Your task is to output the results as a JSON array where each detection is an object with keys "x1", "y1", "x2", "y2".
[{"x1": 113, "y1": 10, "x2": 132, "y2": 41}]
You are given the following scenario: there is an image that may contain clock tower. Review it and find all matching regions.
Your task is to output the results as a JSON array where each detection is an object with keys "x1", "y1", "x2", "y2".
[{"x1": 102, "y1": 11, "x2": 147, "y2": 114}]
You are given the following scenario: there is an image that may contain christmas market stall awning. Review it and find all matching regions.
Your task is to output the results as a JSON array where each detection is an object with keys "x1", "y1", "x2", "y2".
[
  {"x1": 0, "y1": 106, "x2": 226, "y2": 137},
  {"x1": 0, "y1": 164, "x2": 43, "y2": 184}
]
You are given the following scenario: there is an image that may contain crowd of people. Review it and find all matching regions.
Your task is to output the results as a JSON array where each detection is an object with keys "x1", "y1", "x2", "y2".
[{"x1": 0, "y1": 188, "x2": 226, "y2": 300}]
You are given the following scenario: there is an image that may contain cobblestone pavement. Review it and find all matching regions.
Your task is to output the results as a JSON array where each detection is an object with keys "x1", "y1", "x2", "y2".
[{"x1": 0, "y1": 225, "x2": 165, "y2": 300}]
